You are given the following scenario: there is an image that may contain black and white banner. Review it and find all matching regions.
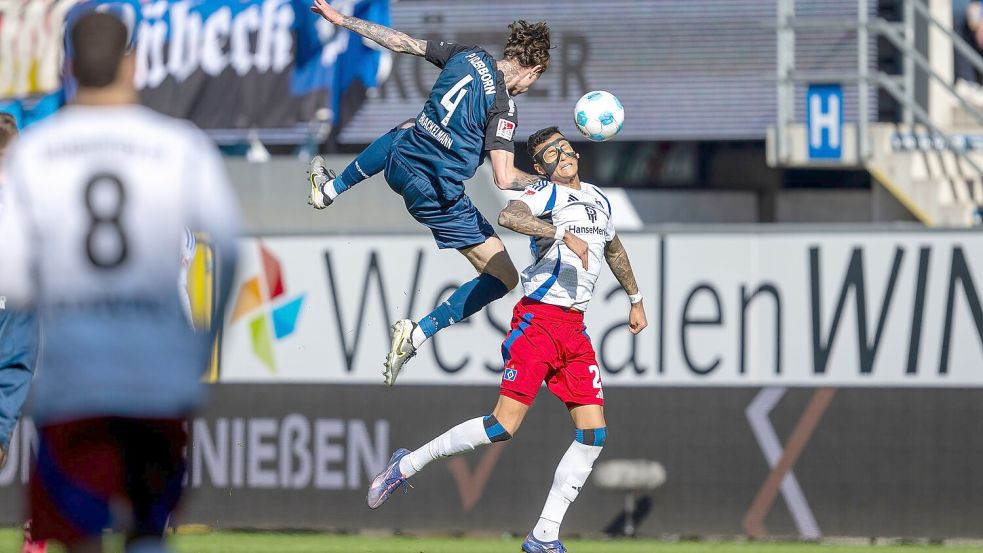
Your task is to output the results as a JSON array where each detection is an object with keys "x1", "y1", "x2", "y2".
[{"x1": 220, "y1": 231, "x2": 983, "y2": 387}]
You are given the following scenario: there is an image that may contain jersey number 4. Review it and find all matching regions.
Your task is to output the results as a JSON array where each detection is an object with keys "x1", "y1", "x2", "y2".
[
  {"x1": 84, "y1": 173, "x2": 128, "y2": 269},
  {"x1": 440, "y1": 75, "x2": 473, "y2": 126}
]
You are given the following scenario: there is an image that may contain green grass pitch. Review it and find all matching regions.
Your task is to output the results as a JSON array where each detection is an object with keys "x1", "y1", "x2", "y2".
[{"x1": 3, "y1": 529, "x2": 983, "y2": 553}]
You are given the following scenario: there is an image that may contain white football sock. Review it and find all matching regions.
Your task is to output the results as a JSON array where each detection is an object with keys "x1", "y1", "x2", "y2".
[
  {"x1": 532, "y1": 440, "x2": 603, "y2": 542},
  {"x1": 410, "y1": 322, "x2": 428, "y2": 349},
  {"x1": 399, "y1": 417, "x2": 491, "y2": 478}
]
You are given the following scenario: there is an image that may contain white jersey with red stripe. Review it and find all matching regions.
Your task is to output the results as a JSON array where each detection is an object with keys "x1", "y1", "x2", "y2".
[
  {"x1": 516, "y1": 179, "x2": 615, "y2": 311},
  {"x1": 0, "y1": 104, "x2": 240, "y2": 423}
]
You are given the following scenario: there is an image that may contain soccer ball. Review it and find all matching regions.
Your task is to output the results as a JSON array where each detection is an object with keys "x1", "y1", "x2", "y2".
[{"x1": 574, "y1": 91, "x2": 624, "y2": 142}]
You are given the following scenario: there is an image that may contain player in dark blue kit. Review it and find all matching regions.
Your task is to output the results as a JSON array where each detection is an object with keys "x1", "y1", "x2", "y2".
[{"x1": 307, "y1": 1, "x2": 567, "y2": 386}]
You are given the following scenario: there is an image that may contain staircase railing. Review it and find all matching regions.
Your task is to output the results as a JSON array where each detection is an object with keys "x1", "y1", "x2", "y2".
[{"x1": 775, "y1": 0, "x2": 983, "y2": 182}]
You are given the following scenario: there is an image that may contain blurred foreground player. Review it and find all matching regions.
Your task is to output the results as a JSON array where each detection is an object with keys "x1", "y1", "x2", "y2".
[
  {"x1": 307, "y1": 0, "x2": 566, "y2": 385},
  {"x1": 365, "y1": 128, "x2": 647, "y2": 553},
  {"x1": 0, "y1": 12, "x2": 240, "y2": 553}
]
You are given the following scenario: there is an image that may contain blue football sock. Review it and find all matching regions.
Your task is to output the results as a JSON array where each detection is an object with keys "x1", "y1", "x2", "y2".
[
  {"x1": 418, "y1": 273, "x2": 508, "y2": 339},
  {"x1": 333, "y1": 128, "x2": 397, "y2": 195}
]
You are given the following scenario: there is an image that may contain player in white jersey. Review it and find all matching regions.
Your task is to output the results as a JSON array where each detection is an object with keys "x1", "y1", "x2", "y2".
[
  {"x1": 364, "y1": 127, "x2": 647, "y2": 553},
  {"x1": 0, "y1": 12, "x2": 240, "y2": 553}
]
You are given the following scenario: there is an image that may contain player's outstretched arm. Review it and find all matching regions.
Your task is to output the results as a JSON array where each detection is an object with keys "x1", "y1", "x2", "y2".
[
  {"x1": 499, "y1": 201, "x2": 590, "y2": 269},
  {"x1": 488, "y1": 150, "x2": 545, "y2": 191},
  {"x1": 311, "y1": 0, "x2": 426, "y2": 56},
  {"x1": 604, "y1": 236, "x2": 647, "y2": 334}
]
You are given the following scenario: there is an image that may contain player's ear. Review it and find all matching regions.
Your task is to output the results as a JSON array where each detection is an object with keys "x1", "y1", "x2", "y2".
[{"x1": 533, "y1": 162, "x2": 544, "y2": 176}]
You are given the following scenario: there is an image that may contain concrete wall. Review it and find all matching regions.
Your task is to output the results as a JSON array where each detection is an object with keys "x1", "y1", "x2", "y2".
[{"x1": 225, "y1": 157, "x2": 919, "y2": 234}]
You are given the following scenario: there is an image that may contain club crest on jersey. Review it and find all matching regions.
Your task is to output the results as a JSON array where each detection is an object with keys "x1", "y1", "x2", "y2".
[
  {"x1": 496, "y1": 119, "x2": 516, "y2": 141},
  {"x1": 504, "y1": 368, "x2": 518, "y2": 382},
  {"x1": 585, "y1": 206, "x2": 598, "y2": 223}
]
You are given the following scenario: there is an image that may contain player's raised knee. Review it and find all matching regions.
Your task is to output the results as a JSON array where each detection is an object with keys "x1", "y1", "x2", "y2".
[{"x1": 499, "y1": 265, "x2": 520, "y2": 291}]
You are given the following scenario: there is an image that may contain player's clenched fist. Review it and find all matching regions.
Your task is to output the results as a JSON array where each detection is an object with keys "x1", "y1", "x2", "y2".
[
  {"x1": 310, "y1": 0, "x2": 344, "y2": 25},
  {"x1": 628, "y1": 302, "x2": 647, "y2": 335}
]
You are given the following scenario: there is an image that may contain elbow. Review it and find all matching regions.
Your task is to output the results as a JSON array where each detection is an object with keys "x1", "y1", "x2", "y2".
[
  {"x1": 493, "y1": 177, "x2": 512, "y2": 191},
  {"x1": 492, "y1": 166, "x2": 515, "y2": 190},
  {"x1": 497, "y1": 211, "x2": 510, "y2": 228}
]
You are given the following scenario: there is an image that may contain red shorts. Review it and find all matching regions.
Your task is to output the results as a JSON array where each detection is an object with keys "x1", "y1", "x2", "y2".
[
  {"x1": 29, "y1": 417, "x2": 187, "y2": 546},
  {"x1": 500, "y1": 297, "x2": 604, "y2": 407}
]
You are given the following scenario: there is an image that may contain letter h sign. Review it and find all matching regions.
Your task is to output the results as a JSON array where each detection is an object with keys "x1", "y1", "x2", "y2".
[{"x1": 807, "y1": 84, "x2": 843, "y2": 161}]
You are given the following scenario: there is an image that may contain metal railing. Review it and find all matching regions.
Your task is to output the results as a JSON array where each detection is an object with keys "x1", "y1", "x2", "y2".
[{"x1": 775, "y1": 0, "x2": 983, "y2": 181}]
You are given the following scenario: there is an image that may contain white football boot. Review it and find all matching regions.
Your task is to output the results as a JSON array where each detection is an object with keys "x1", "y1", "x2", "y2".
[
  {"x1": 307, "y1": 155, "x2": 335, "y2": 209},
  {"x1": 383, "y1": 319, "x2": 417, "y2": 386}
]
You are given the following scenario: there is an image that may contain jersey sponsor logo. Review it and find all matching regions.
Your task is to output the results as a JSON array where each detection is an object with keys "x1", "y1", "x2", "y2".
[
  {"x1": 504, "y1": 368, "x2": 518, "y2": 382},
  {"x1": 567, "y1": 224, "x2": 605, "y2": 236},
  {"x1": 496, "y1": 119, "x2": 516, "y2": 141},
  {"x1": 523, "y1": 189, "x2": 537, "y2": 196},
  {"x1": 465, "y1": 52, "x2": 496, "y2": 95},
  {"x1": 230, "y1": 242, "x2": 306, "y2": 372}
]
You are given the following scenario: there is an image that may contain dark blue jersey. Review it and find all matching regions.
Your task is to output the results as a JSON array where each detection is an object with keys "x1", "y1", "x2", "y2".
[{"x1": 393, "y1": 40, "x2": 517, "y2": 202}]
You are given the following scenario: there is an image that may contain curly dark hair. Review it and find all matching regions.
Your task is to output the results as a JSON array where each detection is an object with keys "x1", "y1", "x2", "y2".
[
  {"x1": 503, "y1": 20, "x2": 551, "y2": 71},
  {"x1": 527, "y1": 126, "x2": 563, "y2": 160}
]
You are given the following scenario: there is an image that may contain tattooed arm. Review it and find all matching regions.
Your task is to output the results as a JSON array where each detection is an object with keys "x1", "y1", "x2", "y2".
[
  {"x1": 488, "y1": 150, "x2": 544, "y2": 191},
  {"x1": 498, "y1": 201, "x2": 590, "y2": 269},
  {"x1": 604, "y1": 236, "x2": 639, "y2": 295},
  {"x1": 311, "y1": 0, "x2": 426, "y2": 56},
  {"x1": 605, "y1": 236, "x2": 647, "y2": 334}
]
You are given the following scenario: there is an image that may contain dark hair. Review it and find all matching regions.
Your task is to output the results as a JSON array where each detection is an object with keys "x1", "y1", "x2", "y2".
[
  {"x1": 503, "y1": 20, "x2": 551, "y2": 71},
  {"x1": 0, "y1": 113, "x2": 18, "y2": 152},
  {"x1": 71, "y1": 12, "x2": 129, "y2": 88},
  {"x1": 527, "y1": 126, "x2": 563, "y2": 160}
]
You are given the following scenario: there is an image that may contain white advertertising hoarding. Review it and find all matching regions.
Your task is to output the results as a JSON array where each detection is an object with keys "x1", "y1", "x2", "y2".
[{"x1": 221, "y1": 232, "x2": 983, "y2": 387}]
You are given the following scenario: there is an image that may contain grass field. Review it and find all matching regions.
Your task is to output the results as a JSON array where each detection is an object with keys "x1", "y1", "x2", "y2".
[{"x1": 3, "y1": 530, "x2": 983, "y2": 553}]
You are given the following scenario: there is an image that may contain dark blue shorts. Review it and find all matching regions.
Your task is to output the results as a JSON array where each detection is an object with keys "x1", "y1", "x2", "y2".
[{"x1": 385, "y1": 150, "x2": 495, "y2": 250}]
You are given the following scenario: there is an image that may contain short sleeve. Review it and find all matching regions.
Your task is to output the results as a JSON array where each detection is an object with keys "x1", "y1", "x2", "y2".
[
  {"x1": 425, "y1": 40, "x2": 472, "y2": 69},
  {"x1": 595, "y1": 187, "x2": 616, "y2": 241},
  {"x1": 484, "y1": 96, "x2": 517, "y2": 153},
  {"x1": 517, "y1": 181, "x2": 557, "y2": 217},
  {"x1": 604, "y1": 213, "x2": 617, "y2": 242}
]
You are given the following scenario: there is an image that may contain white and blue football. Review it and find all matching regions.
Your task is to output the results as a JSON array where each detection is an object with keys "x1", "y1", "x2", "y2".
[{"x1": 574, "y1": 90, "x2": 624, "y2": 142}]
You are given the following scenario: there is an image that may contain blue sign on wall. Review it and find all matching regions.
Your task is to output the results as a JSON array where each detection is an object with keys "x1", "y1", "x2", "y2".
[{"x1": 806, "y1": 84, "x2": 843, "y2": 160}]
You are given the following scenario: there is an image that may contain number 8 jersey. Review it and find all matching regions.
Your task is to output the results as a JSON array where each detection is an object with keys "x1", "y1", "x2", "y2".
[
  {"x1": 0, "y1": 104, "x2": 240, "y2": 424},
  {"x1": 394, "y1": 41, "x2": 517, "y2": 199}
]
